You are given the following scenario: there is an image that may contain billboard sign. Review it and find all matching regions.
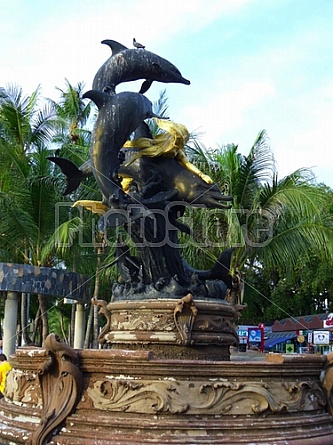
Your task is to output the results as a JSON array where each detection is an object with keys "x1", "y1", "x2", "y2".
[
  {"x1": 313, "y1": 330, "x2": 330, "y2": 345},
  {"x1": 324, "y1": 313, "x2": 333, "y2": 328}
]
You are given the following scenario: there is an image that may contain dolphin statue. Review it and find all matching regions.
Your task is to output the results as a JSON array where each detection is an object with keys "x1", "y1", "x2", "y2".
[
  {"x1": 92, "y1": 39, "x2": 190, "y2": 94},
  {"x1": 118, "y1": 150, "x2": 233, "y2": 210},
  {"x1": 48, "y1": 90, "x2": 163, "y2": 206}
]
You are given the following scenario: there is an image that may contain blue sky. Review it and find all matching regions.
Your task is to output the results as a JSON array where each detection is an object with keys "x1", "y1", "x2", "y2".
[{"x1": 1, "y1": 0, "x2": 333, "y2": 187}]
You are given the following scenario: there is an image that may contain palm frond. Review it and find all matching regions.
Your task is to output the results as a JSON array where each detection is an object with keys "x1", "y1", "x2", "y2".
[{"x1": 42, "y1": 216, "x2": 85, "y2": 260}]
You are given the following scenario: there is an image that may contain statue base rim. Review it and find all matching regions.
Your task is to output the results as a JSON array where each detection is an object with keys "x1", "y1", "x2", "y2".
[
  {"x1": 96, "y1": 295, "x2": 239, "y2": 360},
  {"x1": 1, "y1": 348, "x2": 333, "y2": 444}
]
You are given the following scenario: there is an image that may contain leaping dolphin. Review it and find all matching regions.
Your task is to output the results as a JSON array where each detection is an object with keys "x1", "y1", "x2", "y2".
[
  {"x1": 48, "y1": 90, "x2": 163, "y2": 206},
  {"x1": 92, "y1": 39, "x2": 190, "y2": 95}
]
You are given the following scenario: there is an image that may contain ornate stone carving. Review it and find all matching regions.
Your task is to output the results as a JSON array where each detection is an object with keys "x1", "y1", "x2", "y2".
[
  {"x1": 95, "y1": 298, "x2": 238, "y2": 355},
  {"x1": 92, "y1": 298, "x2": 112, "y2": 344},
  {"x1": 109, "y1": 310, "x2": 175, "y2": 331},
  {"x1": 5, "y1": 368, "x2": 40, "y2": 406},
  {"x1": 174, "y1": 294, "x2": 198, "y2": 345},
  {"x1": 87, "y1": 376, "x2": 326, "y2": 416},
  {"x1": 29, "y1": 334, "x2": 82, "y2": 445}
]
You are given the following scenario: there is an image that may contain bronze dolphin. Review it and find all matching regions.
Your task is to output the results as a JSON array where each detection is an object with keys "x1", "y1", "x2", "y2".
[
  {"x1": 48, "y1": 90, "x2": 162, "y2": 206},
  {"x1": 93, "y1": 39, "x2": 190, "y2": 94},
  {"x1": 118, "y1": 151, "x2": 233, "y2": 210}
]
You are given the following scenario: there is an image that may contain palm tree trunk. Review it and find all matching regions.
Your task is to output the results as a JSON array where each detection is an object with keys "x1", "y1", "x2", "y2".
[
  {"x1": 84, "y1": 303, "x2": 93, "y2": 348},
  {"x1": 21, "y1": 293, "x2": 32, "y2": 345},
  {"x1": 70, "y1": 304, "x2": 75, "y2": 347},
  {"x1": 92, "y1": 247, "x2": 102, "y2": 349},
  {"x1": 60, "y1": 311, "x2": 68, "y2": 344},
  {"x1": 32, "y1": 305, "x2": 41, "y2": 345},
  {"x1": 37, "y1": 293, "x2": 49, "y2": 343}
]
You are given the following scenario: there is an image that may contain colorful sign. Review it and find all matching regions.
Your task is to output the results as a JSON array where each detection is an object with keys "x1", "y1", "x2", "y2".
[
  {"x1": 285, "y1": 344, "x2": 294, "y2": 353},
  {"x1": 297, "y1": 335, "x2": 305, "y2": 343},
  {"x1": 313, "y1": 330, "x2": 330, "y2": 345},
  {"x1": 308, "y1": 331, "x2": 313, "y2": 344},
  {"x1": 324, "y1": 313, "x2": 333, "y2": 328},
  {"x1": 248, "y1": 329, "x2": 262, "y2": 343}
]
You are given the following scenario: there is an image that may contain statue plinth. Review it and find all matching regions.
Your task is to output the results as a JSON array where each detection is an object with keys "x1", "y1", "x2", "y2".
[
  {"x1": 2, "y1": 345, "x2": 333, "y2": 444},
  {"x1": 95, "y1": 294, "x2": 239, "y2": 360}
]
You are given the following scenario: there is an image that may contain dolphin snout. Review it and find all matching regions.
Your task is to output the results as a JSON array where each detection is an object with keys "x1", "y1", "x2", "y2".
[{"x1": 180, "y1": 77, "x2": 190, "y2": 85}]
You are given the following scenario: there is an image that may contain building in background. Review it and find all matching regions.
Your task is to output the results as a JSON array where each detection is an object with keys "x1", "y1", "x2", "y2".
[{"x1": 264, "y1": 313, "x2": 333, "y2": 354}]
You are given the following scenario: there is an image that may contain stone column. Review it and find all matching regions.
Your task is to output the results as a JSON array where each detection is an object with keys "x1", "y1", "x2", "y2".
[
  {"x1": 3, "y1": 291, "x2": 18, "y2": 358},
  {"x1": 74, "y1": 303, "x2": 85, "y2": 349}
]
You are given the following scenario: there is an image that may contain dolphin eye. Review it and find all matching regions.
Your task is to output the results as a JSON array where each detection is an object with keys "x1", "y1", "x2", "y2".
[{"x1": 151, "y1": 62, "x2": 162, "y2": 73}]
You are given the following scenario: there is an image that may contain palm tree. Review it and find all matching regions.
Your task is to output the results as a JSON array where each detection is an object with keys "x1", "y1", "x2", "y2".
[
  {"x1": 184, "y1": 131, "x2": 333, "y2": 308},
  {"x1": 0, "y1": 84, "x2": 63, "y2": 344}
]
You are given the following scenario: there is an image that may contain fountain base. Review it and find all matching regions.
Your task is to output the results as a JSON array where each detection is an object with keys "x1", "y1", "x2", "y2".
[{"x1": 1, "y1": 348, "x2": 333, "y2": 444}]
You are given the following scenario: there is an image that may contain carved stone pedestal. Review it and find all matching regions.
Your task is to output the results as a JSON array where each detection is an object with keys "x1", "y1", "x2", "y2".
[
  {"x1": 2, "y1": 344, "x2": 333, "y2": 444},
  {"x1": 96, "y1": 296, "x2": 239, "y2": 360},
  {"x1": 1, "y1": 298, "x2": 333, "y2": 444}
]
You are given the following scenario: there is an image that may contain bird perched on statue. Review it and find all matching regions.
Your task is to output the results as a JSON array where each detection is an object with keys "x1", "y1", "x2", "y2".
[{"x1": 133, "y1": 38, "x2": 145, "y2": 49}]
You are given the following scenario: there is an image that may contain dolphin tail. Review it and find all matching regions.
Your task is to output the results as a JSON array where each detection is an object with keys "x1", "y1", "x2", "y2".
[
  {"x1": 193, "y1": 248, "x2": 235, "y2": 287},
  {"x1": 83, "y1": 90, "x2": 109, "y2": 109},
  {"x1": 47, "y1": 156, "x2": 85, "y2": 195},
  {"x1": 210, "y1": 248, "x2": 235, "y2": 287}
]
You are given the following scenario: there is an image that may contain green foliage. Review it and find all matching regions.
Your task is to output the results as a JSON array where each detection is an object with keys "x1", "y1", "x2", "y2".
[{"x1": 185, "y1": 130, "x2": 333, "y2": 320}]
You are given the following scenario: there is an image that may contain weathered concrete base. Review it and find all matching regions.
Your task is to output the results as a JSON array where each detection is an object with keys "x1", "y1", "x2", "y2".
[
  {"x1": 94, "y1": 296, "x2": 239, "y2": 361},
  {"x1": 1, "y1": 348, "x2": 333, "y2": 444}
]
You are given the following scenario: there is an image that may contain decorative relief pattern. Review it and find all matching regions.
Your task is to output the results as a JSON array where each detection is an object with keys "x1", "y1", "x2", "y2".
[
  {"x1": 29, "y1": 334, "x2": 83, "y2": 445},
  {"x1": 174, "y1": 294, "x2": 198, "y2": 345},
  {"x1": 5, "y1": 369, "x2": 41, "y2": 406},
  {"x1": 92, "y1": 299, "x2": 112, "y2": 344},
  {"x1": 194, "y1": 314, "x2": 238, "y2": 338},
  {"x1": 95, "y1": 296, "x2": 238, "y2": 348},
  {"x1": 110, "y1": 312, "x2": 175, "y2": 331},
  {"x1": 87, "y1": 376, "x2": 326, "y2": 416}
]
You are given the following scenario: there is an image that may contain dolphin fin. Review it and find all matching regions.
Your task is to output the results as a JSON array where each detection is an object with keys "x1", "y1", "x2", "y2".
[
  {"x1": 139, "y1": 80, "x2": 153, "y2": 94},
  {"x1": 101, "y1": 39, "x2": 128, "y2": 55},
  {"x1": 83, "y1": 90, "x2": 109, "y2": 109},
  {"x1": 148, "y1": 112, "x2": 169, "y2": 120},
  {"x1": 47, "y1": 156, "x2": 85, "y2": 195}
]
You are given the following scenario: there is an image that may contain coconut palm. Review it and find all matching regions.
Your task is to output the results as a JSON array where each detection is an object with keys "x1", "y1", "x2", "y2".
[
  {"x1": 184, "y1": 131, "x2": 333, "y2": 309},
  {"x1": 0, "y1": 84, "x2": 64, "y2": 344}
]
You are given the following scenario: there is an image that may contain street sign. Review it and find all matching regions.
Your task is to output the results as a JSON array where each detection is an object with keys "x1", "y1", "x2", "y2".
[{"x1": 286, "y1": 344, "x2": 294, "y2": 353}]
